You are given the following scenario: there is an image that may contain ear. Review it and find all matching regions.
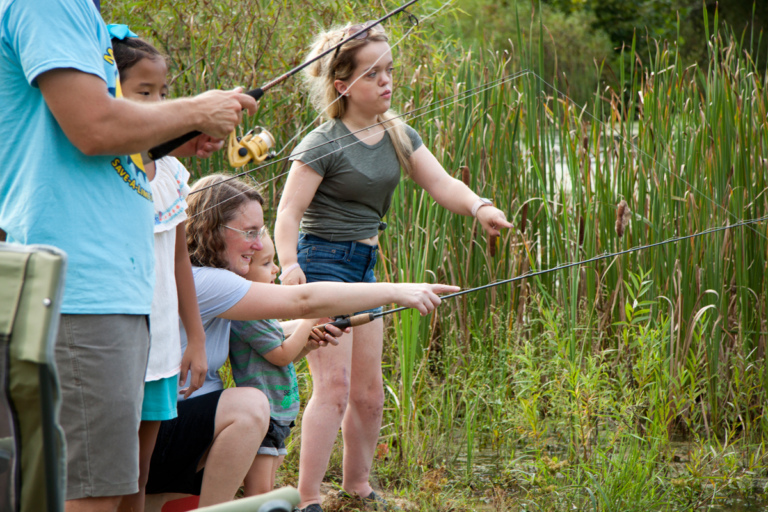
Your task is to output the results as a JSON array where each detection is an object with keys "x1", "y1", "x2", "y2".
[{"x1": 334, "y1": 79, "x2": 349, "y2": 97}]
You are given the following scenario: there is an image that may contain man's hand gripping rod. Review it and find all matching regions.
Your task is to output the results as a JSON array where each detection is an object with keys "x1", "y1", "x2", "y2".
[{"x1": 147, "y1": 0, "x2": 419, "y2": 161}]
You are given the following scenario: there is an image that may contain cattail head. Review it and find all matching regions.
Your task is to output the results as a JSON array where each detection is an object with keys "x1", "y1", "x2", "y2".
[
  {"x1": 615, "y1": 199, "x2": 631, "y2": 238},
  {"x1": 460, "y1": 165, "x2": 470, "y2": 186},
  {"x1": 520, "y1": 203, "x2": 529, "y2": 234},
  {"x1": 488, "y1": 234, "x2": 498, "y2": 257}
]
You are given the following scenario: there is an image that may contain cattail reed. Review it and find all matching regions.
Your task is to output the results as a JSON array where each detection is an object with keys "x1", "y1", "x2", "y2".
[
  {"x1": 615, "y1": 200, "x2": 630, "y2": 238},
  {"x1": 460, "y1": 165, "x2": 470, "y2": 186}
]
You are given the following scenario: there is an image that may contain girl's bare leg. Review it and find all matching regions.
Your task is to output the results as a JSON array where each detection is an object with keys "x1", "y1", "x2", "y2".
[
  {"x1": 118, "y1": 420, "x2": 161, "y2": 512},
  {"x1": 340, "y1": 318, "x2": 384, "y2": 497},
  {"x1": 297, "y1": 331, "x2": 354, "y2": 508}
]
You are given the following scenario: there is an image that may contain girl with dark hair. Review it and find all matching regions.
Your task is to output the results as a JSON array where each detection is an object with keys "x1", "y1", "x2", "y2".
[{"x1": 109, "y1": 25, "x2": 212, "y2": 512}]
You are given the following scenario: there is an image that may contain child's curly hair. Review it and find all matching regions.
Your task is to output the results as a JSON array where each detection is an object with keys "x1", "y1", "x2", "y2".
[{"x1": 186, "y1": 175, "x2": 264, "y2": 269}]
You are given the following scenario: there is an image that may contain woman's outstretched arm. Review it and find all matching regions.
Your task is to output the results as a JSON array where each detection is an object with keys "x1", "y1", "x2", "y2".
[{"x1": 221, "y1": 281, "x2": 460, "y2": 322}]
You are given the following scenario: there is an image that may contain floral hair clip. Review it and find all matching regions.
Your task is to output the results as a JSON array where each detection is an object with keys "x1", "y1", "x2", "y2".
[{"x1": 107, "y1": 24, "x2": 138, "y2": 40}]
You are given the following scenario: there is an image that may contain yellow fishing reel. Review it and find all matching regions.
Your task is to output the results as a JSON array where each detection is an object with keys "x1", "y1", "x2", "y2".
[{"x1": 227, "y1": 127, "x2": 276, "y2": 168}]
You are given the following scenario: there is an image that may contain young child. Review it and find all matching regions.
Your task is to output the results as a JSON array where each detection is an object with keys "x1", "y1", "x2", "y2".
[
  {"x1": 109, "y1": 25, "x2": 211, "y2": 512},
  {"x1": 229, "y1": 232, "x2": 332, "y2": 496}
]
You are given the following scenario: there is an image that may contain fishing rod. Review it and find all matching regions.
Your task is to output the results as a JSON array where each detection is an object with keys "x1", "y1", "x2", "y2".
[
  {"x1": 146, "y1": 0, "x2": 420, "y2": 161},
  {"x1": 319, "y1": 212, "x2": 768, "y2": 332},
  {"x1": 188, "y1": 70, "x2": 527, "y2": 198}
]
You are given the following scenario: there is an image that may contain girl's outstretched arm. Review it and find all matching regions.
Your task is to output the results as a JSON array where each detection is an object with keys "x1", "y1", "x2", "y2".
[
  {"x1": 409, "y1": 145, "x2": 513, "y2": 236},
  {"x1": 274, "y1": 160, "x2": 323, "y2": 286},
  {"x1": 175, "y1": 223, "x2": 208, "y2": 399}
]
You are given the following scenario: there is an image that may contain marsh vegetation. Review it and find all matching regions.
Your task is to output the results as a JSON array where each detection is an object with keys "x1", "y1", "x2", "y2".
[{"x1": 106, "y1": 1, "x2": 768, "y2": 509}]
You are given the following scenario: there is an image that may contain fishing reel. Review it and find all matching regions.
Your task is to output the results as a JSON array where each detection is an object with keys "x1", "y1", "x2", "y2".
[{"x1": 227, "y1": 126, "x2": 276, "y2": 168}]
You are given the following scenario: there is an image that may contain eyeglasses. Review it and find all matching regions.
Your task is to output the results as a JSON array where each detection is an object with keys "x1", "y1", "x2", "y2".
[
  {"x1": 333, "y1": 20, "x2": 384, "y2": 59},
  {"x1": 222, "y1": 224, "x2": 266, "y2": 242}
]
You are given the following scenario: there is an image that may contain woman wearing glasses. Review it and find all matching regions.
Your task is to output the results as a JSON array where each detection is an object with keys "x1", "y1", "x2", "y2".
[
  {"x1": 144, "y1": 174, "x2": 457, "y2": 507},
  {"x1": 274, "y1": 22, "x2": 512, "y2": 512}
]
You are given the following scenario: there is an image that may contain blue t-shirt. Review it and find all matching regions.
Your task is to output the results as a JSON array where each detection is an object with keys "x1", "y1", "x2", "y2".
[{"x1": 0, "y1": 0, "x2": 154, "y2": 314}]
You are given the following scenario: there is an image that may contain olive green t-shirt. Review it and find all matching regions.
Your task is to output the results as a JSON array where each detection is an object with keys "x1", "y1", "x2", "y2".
[{"x1": 288, "y1": 119, "x2": 423, "y2": 241}]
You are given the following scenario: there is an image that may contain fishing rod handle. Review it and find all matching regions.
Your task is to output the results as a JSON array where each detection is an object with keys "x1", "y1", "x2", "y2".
[
  {"x1": 325, "y1": 313, "x2": 376, "y2": 331},
  {"x1": 147, "y1": 88, "x2": 265, "y2": 161}
]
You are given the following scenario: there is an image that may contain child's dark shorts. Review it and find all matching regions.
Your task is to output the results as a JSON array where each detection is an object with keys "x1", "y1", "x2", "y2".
[{"x1": 258, "y1": 418, "x2": 294, "y2": 456}]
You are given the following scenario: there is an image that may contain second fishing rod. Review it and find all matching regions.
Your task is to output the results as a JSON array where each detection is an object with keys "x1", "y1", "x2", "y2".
[
  {"x1": 147, "y1": 0, "x2": 419, "y2": 161},
  {"x1": 319, "y1": 212, "x2": 768, "y2": 332}
]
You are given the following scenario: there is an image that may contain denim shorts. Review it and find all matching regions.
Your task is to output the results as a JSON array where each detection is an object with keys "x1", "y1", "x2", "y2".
[
  {"x1": 258, "y1": 419, "x2": 295, "y2": 456},
  {"x1": 297, "y1": 233, "x2": 382, "y2": 315}
]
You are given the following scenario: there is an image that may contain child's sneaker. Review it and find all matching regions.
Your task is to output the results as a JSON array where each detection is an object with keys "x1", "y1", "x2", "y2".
[{"x1": 297, "y1": 505, "x2": 323, "y2": 512}]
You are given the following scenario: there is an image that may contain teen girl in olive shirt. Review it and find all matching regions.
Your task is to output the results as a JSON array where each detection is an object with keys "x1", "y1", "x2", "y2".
[{"x1": 275, "y1": 22, "x2": 512, "y2": 512}]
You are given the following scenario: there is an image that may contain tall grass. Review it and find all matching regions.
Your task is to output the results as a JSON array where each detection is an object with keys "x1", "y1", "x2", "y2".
[{"x1": 383, "y1": 11, "x2": 768, "y2": 444}]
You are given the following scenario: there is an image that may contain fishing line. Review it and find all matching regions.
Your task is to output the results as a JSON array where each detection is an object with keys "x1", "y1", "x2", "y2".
[
  {"x1": 189, "y1": 69, "x2": 525, "y2": 197},
  {"x1": 271, "y1": 0, "x2": 455, "y2": 159},
  {"x1": 184, "y1": 69, "x2": 528, "y2": 220},
  {"x1": 147, "y1": 0, "x2": 425, "y2": 160},
  {"x1": 180, "y1": 11, "x2": 764, "y2": 314},
  {"x1": 325, "y1": 213, "x2": 768, "y2": 329}
]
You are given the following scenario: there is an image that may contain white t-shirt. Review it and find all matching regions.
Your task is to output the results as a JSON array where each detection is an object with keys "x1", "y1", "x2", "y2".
[{"x1": 146, "y1": 157, "x2": 191, "y2": 381}]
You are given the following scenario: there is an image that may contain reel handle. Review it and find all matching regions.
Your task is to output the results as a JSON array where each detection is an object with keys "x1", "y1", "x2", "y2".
[{"x1": 147, "y1": 88, "x2": 265, "y2": 161}]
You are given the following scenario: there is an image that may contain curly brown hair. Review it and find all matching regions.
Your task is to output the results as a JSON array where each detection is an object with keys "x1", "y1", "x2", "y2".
[{"x1": 186, "y1": 175, "x2": 264, "y2": 269}]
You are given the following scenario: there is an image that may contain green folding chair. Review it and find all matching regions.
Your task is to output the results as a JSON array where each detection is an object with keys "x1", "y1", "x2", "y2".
[{"x1": 0, "y1": 242, "x2": 67, "y2": 512}]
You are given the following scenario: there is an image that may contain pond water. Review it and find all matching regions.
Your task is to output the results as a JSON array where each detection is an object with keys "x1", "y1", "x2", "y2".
[{"x1": 455, "y1": 440, "x2": 768, "y2": 511}]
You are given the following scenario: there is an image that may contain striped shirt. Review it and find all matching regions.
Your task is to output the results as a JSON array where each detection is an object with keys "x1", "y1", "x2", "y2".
[{"x1": 229, "y1": 319, "x2": 299, "y2": 424}]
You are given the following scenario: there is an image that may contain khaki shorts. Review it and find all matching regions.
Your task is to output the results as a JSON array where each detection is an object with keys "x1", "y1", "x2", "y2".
[{"x1": 55, "y1": 314, "x2": 149, "y2": 499}]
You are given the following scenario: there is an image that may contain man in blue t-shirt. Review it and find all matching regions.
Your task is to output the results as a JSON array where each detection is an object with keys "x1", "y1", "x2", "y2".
[{"x1": 0, "y1": 0, "x2": 257, "y2": 509}]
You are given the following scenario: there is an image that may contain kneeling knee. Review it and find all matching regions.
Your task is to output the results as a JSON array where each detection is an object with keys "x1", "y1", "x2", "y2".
[{"x1": 222, "y1": 388, "x2": 270, "y2": 431}]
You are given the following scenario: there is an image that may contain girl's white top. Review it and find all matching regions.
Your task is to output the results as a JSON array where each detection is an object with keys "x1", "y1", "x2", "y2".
[{"x1": 147, "y1": 156, "x2": 191, "y2": 381}]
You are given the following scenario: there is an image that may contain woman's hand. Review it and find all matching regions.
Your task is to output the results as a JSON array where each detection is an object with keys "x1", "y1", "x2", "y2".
[
  {"x1": 179, "y1": 334, "x2": 208, "y2": 399},
  {"x1": 476, "y1": 206, "x2": 513, "y2": 237},
  {"x1": 394, "y1": 283, "x2": 460, "y2": 315}
]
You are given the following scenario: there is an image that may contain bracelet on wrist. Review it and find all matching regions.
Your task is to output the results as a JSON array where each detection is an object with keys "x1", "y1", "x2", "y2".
[
  {"x1": 279, "y1": 262, "x2": 301, "y2": 282},
  {"x1": 471, "y1": 197, "x2": 493, "y2": 217}
]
